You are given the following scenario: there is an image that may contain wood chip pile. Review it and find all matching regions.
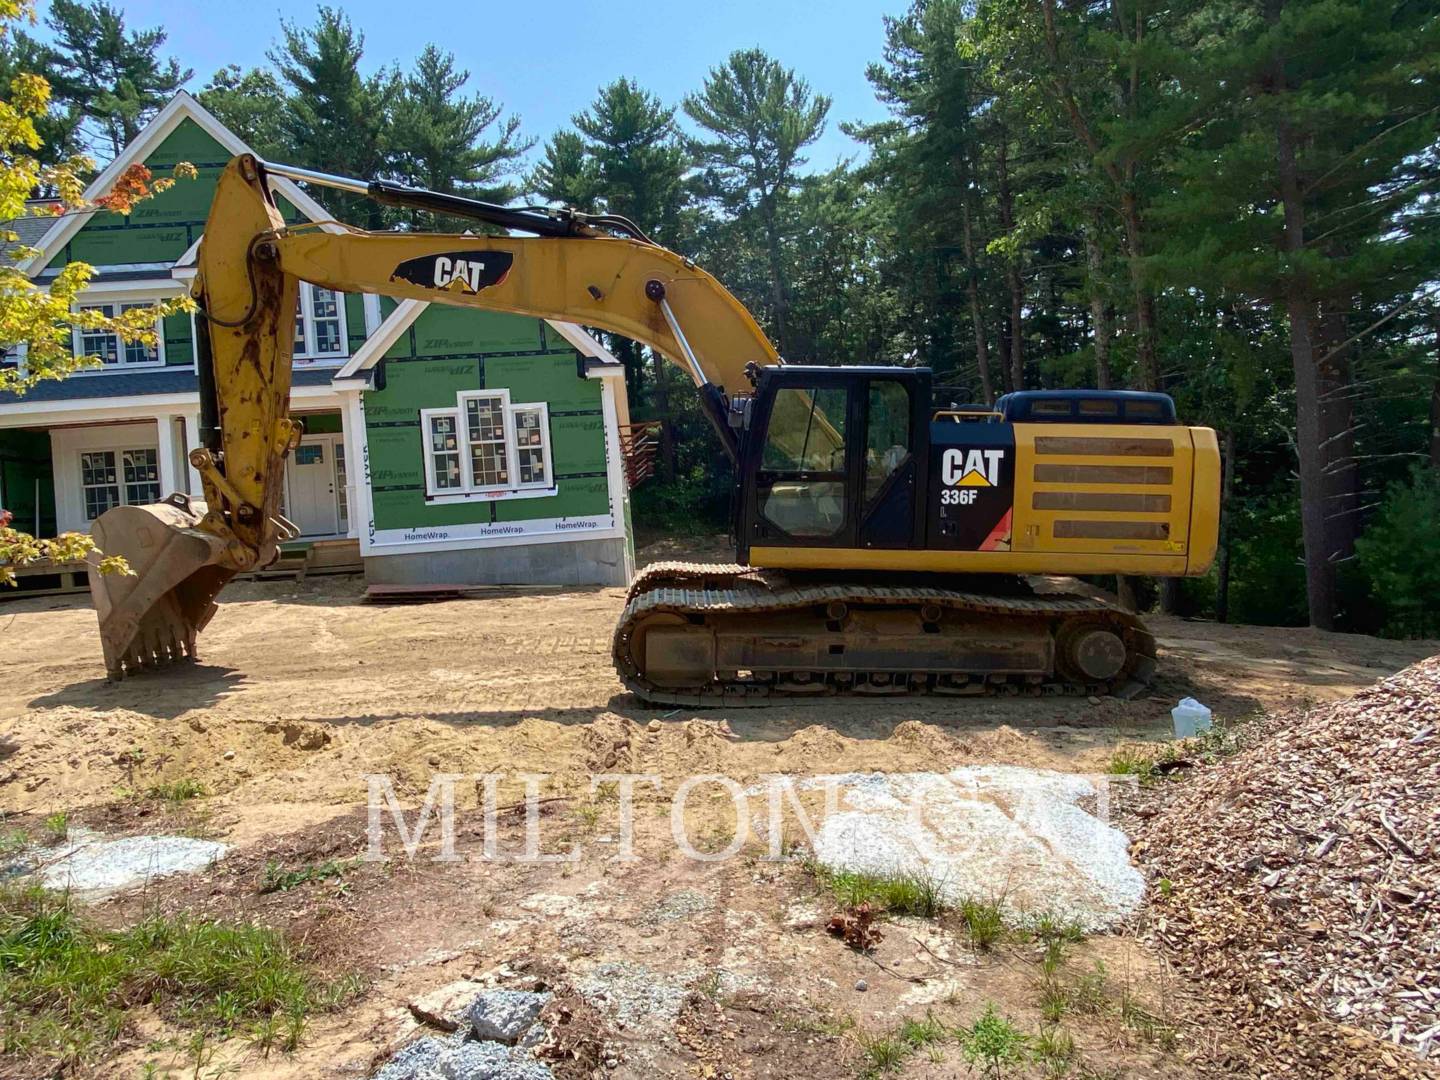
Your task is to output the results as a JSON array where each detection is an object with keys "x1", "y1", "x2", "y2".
[{"x1": 1135, "y1": 655, "x2": 1439, "y2": 1078}]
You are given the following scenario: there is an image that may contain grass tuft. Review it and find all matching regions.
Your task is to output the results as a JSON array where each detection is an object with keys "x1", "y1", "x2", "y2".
[
  {"x1": 1032, "y1": 1025, "x2": 1077, "y2": 1077},
  {"x1": 958, "y1": 897, "x2": 1007, "y2": 950},
  {"x1": 41, "y1": 813, "x2": 67, "y2": 843},
  {"x1": 808, "y1": 862, "x2": 948, "y2": 919},
  {"x1": 0, "y1": 883, "x2": 359, "y2": 1070},
  {"x1": 147, "y1": 778, "x2": 206, "y2": 803}
]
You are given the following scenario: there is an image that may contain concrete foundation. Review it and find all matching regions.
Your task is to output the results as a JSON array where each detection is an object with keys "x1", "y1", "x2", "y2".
[{"x1": 363, "y1": 536, "x2": 633, "y2": 589}]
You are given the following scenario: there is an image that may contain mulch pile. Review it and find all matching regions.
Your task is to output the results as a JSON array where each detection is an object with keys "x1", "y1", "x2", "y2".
[{"x1": 1134, "y1": 654, "x2": 1439, "y2": 1078}]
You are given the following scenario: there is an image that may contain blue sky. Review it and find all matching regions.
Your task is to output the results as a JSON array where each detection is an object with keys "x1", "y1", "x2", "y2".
[{"x1": 41, "y1": 0, "x2": 909, "y2": 175}]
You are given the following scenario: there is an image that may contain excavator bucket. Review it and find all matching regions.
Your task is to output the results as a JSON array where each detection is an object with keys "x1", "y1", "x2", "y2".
[{"x1": 88, "y1": 494, "x2": 234, "y2": 680}]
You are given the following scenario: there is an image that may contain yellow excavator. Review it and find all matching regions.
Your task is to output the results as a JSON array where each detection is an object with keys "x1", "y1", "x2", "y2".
[{"x1": 87, "y1": 155, "x2": 1220, "y2": 703}]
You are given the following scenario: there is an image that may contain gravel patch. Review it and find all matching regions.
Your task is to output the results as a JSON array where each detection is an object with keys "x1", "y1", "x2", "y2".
[
  {"x1": 806, "y1": 765, "x2": 1144, "y2": 931},
  {"x1": 31, "y1": 828, "x2": 226, "y2": 894}
]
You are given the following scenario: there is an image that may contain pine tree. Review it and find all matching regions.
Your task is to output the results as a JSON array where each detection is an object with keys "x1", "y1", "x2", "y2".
[
  {"x1": 388, "y1": 45, "x2": 531, "y2": 227},
  {"x1": 683, "y1": 48, "x2": 830, "y2": 357},
  {"x1": 199, "y1": 66, "x2": 287, "y2": 161},
  {"x1": 269, "y1": 7, "x2": 397, "y2": 227},
  {"x1": 44, "y1": 0, "x2": 189, "y2": 159},
  {"x1": 0, "y1": 30, "x2": 82, "y2": 167},
  {"x1": 530, "y1": 130, "x2": 601, "y2": 212}
]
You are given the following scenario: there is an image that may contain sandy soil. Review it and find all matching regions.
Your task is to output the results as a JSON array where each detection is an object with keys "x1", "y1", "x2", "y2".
[{"x1": 1, "y1": 550, "x2": 1435, "y2": 1079}]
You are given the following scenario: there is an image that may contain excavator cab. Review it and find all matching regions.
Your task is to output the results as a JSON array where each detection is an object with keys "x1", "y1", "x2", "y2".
[{"x1": 736, "y1": 366, "x2": 932, "y2": 562}]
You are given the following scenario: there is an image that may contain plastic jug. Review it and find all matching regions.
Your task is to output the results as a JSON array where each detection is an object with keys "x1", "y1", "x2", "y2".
[{"x1": 1171, "y1": 697, "x2": 1213, "y2": 738}]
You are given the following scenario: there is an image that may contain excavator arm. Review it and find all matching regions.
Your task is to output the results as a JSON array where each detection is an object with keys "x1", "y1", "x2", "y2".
[{"x1": 89, "y1": 154, "x2": 778, "y2": 678}]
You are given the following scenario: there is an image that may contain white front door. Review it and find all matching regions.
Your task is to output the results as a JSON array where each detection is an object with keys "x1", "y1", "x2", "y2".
[{"x1": 287, "y1": 436, "x2": 340, "y2": 537}]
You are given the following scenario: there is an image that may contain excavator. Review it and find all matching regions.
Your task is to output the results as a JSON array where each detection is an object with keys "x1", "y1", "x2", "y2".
[{"x1": 87, "y1": 155, "x2": 1220, "y2": 704}]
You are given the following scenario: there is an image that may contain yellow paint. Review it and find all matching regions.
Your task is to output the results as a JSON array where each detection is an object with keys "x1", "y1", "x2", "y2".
[
  {"x1": 750, "y1": 545, "x2": 1192, "y2": 576},
  {"x1": 956, "y1": 469, "x2": 992, "y2": 487}
]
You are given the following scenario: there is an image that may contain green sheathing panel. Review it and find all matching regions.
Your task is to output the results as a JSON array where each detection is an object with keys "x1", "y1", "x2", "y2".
[
  {"x1": 0, "y1": 428, "x2": 57, "y2": 536},
  {"x1": 362, "y1": 307, "x2": 611, "y2": 534},
  {"x1": 44, "y1": 119, "x2": 311, "y2": 273},
  {"x1": 49, "y1": 118, "x2": 229, "y2": 270},
  {"x1": 163, "y1": 310, "x2": 193, "y2": 366},
  {"x1": 298, "y1": 411, "x2": 342, "y2": 435},
  {"x1": 345, "y1": 293, "x2": 367, "y2": 354}
]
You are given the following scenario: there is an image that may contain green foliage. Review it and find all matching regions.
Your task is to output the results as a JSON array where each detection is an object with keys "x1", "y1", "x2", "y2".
[
  {"x1": 0, "y1": 884, "x2": 356, "y2": 1069},
  {"x1": 146, "y1": 778, "x2": 205, "y2": 803},
  {"x1": 959, "y1": 1004, "x2": 1028, "y2": 1078},
  {"x1": 957, "y1": 897, "x2": 1007, "y2": 950},
  {"x1": 808, "y1": 862, "x2": 947, "y2": 918},
  {"x1": 259, "y1": 858, "x2": 358, "y2": 894},
  {"x1": 1355, "y1": 467, "x2": 1440, "y2": 638},
  {"x1": 1032, "y1": 1025, "x2": 1077, "y2": 1077},
  {"x1": 43, "y1": 0, "x2": 190, "y2": 157},
  {"x1": 41, "y1": 813, "x2": 65, "y2": 843},
  {"x1": 198, "y1": 65, "x2": 287, "y2": 160}
]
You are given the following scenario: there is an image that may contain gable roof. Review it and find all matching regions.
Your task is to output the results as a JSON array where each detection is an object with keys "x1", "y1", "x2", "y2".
[
  {"x1": 20, "y1": 91, "x2": 338, "y2": 277},
  {"x1": 333, "y1": 299, "x2": 624, "y2": 385}
]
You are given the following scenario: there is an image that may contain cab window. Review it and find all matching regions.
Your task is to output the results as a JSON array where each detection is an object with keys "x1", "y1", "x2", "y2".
[{"x1": 864, "y1": 381, "x2": 911, "y2": 505}]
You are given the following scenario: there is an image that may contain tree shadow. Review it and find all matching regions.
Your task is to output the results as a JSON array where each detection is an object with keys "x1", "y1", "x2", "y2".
[{"x1": 28, "y1": 664, "x2": 246, "y2": 720}]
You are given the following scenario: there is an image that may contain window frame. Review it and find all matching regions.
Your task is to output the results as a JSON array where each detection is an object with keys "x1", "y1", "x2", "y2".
[
  {"x1": 78, "y1": 444, "x2": 161, "y2": 521},
  {"x1": 292, "y1": 283, "x2": 349, "y2": 363},
  {"x1": 71, "y1": 301, "x2": 166, "y2": 371},
  {"x1": 419, "y1": 389, "x2": 556, "y2": 501}
]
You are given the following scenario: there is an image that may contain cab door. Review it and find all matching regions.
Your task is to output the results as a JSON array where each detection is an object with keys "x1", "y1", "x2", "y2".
[{"x1": 743, "y1": 375, "x2": 858, "y2": 552}]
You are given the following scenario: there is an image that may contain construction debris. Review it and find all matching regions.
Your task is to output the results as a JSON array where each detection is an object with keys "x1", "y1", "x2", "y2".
[{"x1": 1136, "y1": 655, "x2": 1440, "y2": 1077}]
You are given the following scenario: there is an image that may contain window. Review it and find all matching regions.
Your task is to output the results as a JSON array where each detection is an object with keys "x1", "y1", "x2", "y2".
[
  {"x1": 81, "y1": 451, "x2": 120, "y2": 519},
  {"x1": 80, "y1": 447, "x2": 161, "y2": 520},
  {"x1": 420, "y1": 389, "x2": 553, "y2": 499},
  {"x1": 122, "y1": 448, "x2": 160, "y2": 505},
  {"x1": 864, "y1": 381, "x2": 911, "y2": 506},
  {"x1": 293, "y1": 284, "x2": 347, "y2": 360},
  {"x1": 758, "y1": 384, "x2": 850, "y2": 540},
  {"x1": 74, "y1": 303, "x2": 162, "y2": 369}
]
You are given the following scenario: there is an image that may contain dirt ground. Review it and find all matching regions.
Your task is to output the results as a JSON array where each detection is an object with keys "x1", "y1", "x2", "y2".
[{"x1": 2, "y1": 546, "x2": 1436, "y2": 1079}]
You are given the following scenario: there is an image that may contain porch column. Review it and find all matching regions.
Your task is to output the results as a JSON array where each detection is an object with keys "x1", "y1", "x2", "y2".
[
  {"x1": 181, "y1": 412, "x2": 203, "y2": 497},
  {"x1": 155, "y1": 414, "x2": 180, "y2": 496}
]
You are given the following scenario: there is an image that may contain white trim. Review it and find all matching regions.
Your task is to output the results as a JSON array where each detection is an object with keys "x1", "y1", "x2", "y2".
[
  {"x1": 0, "y1": 382, "x2": 347, "y2": 424},
  {"x1": 21, "y1": 91, "x2": 340, "y2": 277},
  {"x1": 292, "y1": 282, "x2": 349, "y2": 364}
]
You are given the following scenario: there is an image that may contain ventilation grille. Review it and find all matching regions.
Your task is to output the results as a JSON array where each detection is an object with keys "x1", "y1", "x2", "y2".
[{"x1": 1032, "y1": 435, "x2": 1180, "y2": 546}]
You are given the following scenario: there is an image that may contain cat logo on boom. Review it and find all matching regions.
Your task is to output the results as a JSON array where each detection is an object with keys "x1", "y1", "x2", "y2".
[{"x1": 389, "y1": 250, "x2": 515, "y2": 296}]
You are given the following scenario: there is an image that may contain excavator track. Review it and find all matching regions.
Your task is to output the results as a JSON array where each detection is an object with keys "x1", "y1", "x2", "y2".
[{"x1": 613, "y1": 561, "x2": 1157, "y2": 707}]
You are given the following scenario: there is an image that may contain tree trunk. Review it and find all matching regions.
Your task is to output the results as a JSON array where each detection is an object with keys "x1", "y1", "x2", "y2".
[
  {"x1": 1119, "y1": 191, "x2": 1159, "y2": 391},
  {"x1": 1430, "y1": 313, "x2": 1440, "y2": 469},
  {"x1": 961, "y1": 201, "x2": 995, "y2": 404},
  {"x1": 1215, "y1": 427, "x2": 1236, "y2": 623},
  {"x1": 650, "y1": 350, "x2": 676, "y2": 481},
  {"x1": 1085, "y1": 225, "x2": 1113, "y2": 389},
  {"x1": 760, "y1": 198, "x2": 789, "y2": 358},
  {"x1": 1317, "y1": 307, "x2": 1359, "y2": 562},
  {"x1": 1276, "y1": 121, "x2": 1335, "y2": 630},
  {"x1": 996, "y1": 138, "x2": 1025, "y2": 392}
]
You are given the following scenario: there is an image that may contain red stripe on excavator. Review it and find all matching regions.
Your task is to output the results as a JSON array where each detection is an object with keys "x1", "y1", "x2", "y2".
[{"x1": 979, "y1": 509, "x2": 1013, "y2": 551}]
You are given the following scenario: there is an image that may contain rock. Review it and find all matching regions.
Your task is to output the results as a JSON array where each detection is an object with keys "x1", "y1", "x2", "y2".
[
  {"x1": 222, "y1": 750, "x2": 235, "y2": 761},
  {"x1": 854, "y1": 979, "x2": 868, "y2": 992},
  {"x1": 470, "y1": 989, "x2": 551, "y2": 1045},
  {"x1": 517, "y1": 1023, "x2": 545, "y2": 1049},
  {"x1": 373, "y1": 1036, "x2": 447, "y2": 1080},
  {"x1": 409, "y1": 979, "x2": 483, "y2": 1032},
  {"x1": 0, "y1": 736, "x2": 19, "y2": 761},
  {"x1": 647, "y1": 719, "x2": 662, "y2": 733},
  {"x1": 1088, "y1": 696, "x2": 1102, "y2": 706},
  {"x1": 434, "y1": 1040, "x2": 509, "y2": 1079}
]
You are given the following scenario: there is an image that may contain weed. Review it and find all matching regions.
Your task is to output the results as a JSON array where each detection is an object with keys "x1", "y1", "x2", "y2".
[
  {"x1": 1156, "y1": 877, "x2": 1174, "y2": 898},
  {"x1": 1069, "y1": 962, "x2": 1110, "y2": 1015},
  {"x1": 899, "y1": 1011, "x2": 947, "y2": 1048},
  {"x1": 1032, "y1": 1025, "x2": 1077, "y2": 1077},
  {"x1": 0, "y1": 829, "x2": 25, "y2": 859},
  {"x1": 1032, "y1": 914, "x2": 1085, "y2": 946},
  {"x1": 259, "y1": 858, "x2": 359, "y2": 894},
  {"x1": 147, "y1": 778, "x2": 206, "y2": 803},
  {"x1": 857, "y1": 1029, "x2": 909, "y2": 1076},
  {"x1": 573, "y1": 803, "x2": 601, "y2": 830},
  {"x1": 958, "y1": 897, "x2": 1006, "y2": 950},
  {"x1": 1038, "y1": 973, "x2": 1071, "y2": 1023},
  {"x1": 809, "y1": 863, "x2": 949, "y2": 918},
  {"x1": 774, "y1": 1006, "x2": 854, "y2": 1038},
  {"x1": 1106, "y1": 748, "x2": 1157, "y2": 784},
  {"x1": 41, "y1": 813, "x2": 67, "y2": 843},
  {"x1": 0, "y1": 884, "x2": 354, "y2": 1071},
  {"x1": 959, "y1": 1003, "x2": 1028, "y2": 1078},
  {"x1": 1120, "y1": 992, "x2": 1177, "y2": 1049}
]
